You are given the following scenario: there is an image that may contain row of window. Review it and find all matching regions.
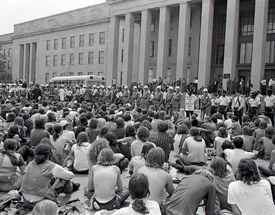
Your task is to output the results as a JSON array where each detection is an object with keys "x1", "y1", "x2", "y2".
[
  {"x1": 2, "y1": 48, "x2": 12, "y2": 57},
  {"x1": 45, "y1": 51, "x2": 105, "y2": 67},
  {"x1": 46, "y1": 32, "x2": 105, "y2": 51},
  {"x1": 217, "y1": 8, "x2": 275, "y2": 38},
  {"x1": 216, "y1": 40, "x2": 275, "y2": 65}
]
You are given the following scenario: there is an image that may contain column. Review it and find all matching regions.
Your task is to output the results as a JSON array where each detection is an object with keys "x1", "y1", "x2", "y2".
[
  {"x1": 176, "y1": 2, "x2": 191, "y2": 80},
  {"x1": 198, "y1": 0, "x2": 214, "y2": 88},
  {"x1": 19, "y1": 44, "x2": 24, "y2": 80},
  {"x1": 107, "y1": 15, "x2": 120, "y2": 86},
  {"x1": 156, "y1": 6, "x2": 170, "y2": 79},
  {"x1": 222, "y1": 0, "x2": 240, "y2": 90},
  {"x1": 251, "y1": 0, "x2": 269, "y2": 91},
  {"x1": 138, "y1": 9, "x2": 152, "y2": 84},
  {"x1": 30, "y1": 43, "x2": 37, "y2": 83},
  {"x1": 23, "y1": 43, "x2": 30, "y2": 83},
  {"x1": 123, "y1": 12, "x2": 135, "y2": 86}
]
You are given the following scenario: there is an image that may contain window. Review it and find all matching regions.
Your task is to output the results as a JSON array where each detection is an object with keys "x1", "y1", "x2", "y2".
[
  {"x1": 239, "y1": 43, "x2": 253, "y2": 64},
  {"x1": 78, "y1": 53, "x2": 84, "y2": 65},
  {"x1": 121, "y1": 49, "x2": 124, "y2": 63},
  {"x1": 69, "y1": 72, "x2": 74, "y2": 76},
  {"x1": 3, "y1": 49, "x2": 6, "y2": 56},
  {"x1": 190, "y1": 11, "x2": 193, "y2": 28},
  {"x1": 62, "y1": 38, "x2": 66, "y2": 49},
  {"x1": 240, "y1": 11, "x2": 254, "y2": 36},
  {"x1": 265, "y1": 41, "x2": 275, "y2": 63},
  {"x1": 69, "y1": 54, "x2": 74, "y2": 65},
  {"x1": 46, "y1": 56, "x2": 50, "y2": 66},
  {"x1": 122, "y1": 29, "x2": 125, "y2": 42},
  {"x1": 150, "y1": 41, "x2": 155, "y2": 57},
  {"x1": 98, "y1": 51, "x2": 104, "y2": 64},
  {"x1": 151, "y1": 17, "x2": 155, "y2": 32},
  {"x1": 46, "y1": 40, "x2": 50, "y2": 50},
  {"x1": 166, "y1": 68, "x2": 171, "y2": 82},
  {"x1": 45, "y1": 73, "x2": 49, "y2": 84},
  {"x1": 88, "y1": 52, "x2": 94, "y2": 64},
  {"x1": 170, "y1": 14, "x2": 174, "y2": 30},
  {"x1": 8, "y1": 48, "x2": 11, "y2": 57},
  {"x1": 89, "y1": 33, "x2": 94, "y2": 46},
  {"x1": 79, "y1": 35, "x2": 84, "y2": 47},
  {"x1": 168, "y1": 39, "x2": 172, "y2": 56},
  {"x1": 148, "y1": 68, "x2": 154, "y2": 82},
  {"x1": 70, "y1": 36, "x2": 75, "y2": 48},
  {"x1": 54, "y1": 39, "x2": 58, "y2": 50},
  {"x1": 53, "y1": 55, "x2": 58, "y2": 66},
  {"x1": 88, "y1": 72, "x2": 93, "y2": 75},
  {"x1": 7, "y1": 61, "x2": 11, "y2": 69},
  {"x1": 99, "y1": 32, "x2": 105, "y2": 45},
  {"x1": 217, "y1": 15, "x2": 226, "y2": 38},
  {"x1": 268, "y1": 8, "x2": 275, "y2": 34},
  {"x1": 53, "y1": 72, "x2": 57, "y2": 77},
  {"x1": 188, "y1": 37, "x2": 192, "y2": 55},
  {"x1": 78, "y1": 72, "x2": 83, "y2": 76},
  {"x1": 216, "y1": 45, "x2": 224, "y2": 65},
  {"x1": 61, "y1": 54, "x2": 66, "y2": 66}
]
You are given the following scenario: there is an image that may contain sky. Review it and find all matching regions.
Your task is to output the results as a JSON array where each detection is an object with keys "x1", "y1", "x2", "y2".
[{"x1": 0, "y1": 0, "x2": 106, "y2": 35}]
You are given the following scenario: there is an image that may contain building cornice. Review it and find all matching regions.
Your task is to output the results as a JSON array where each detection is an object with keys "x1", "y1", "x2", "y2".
[{"x1": 12, "y1": 18, "x2": 110, "y2": 40}]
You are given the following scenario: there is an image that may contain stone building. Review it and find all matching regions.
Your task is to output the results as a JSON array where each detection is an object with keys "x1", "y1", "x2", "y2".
[{"x1": 0, "y1": 0, "x2": 274, "y2": 90}]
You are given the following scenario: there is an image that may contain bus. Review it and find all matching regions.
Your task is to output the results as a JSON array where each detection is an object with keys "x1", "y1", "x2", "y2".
[{"x1": 49, "y1": 75, "x2": 105, "y2": 87}]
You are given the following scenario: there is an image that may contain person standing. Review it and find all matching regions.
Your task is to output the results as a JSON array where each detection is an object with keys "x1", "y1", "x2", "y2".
[
  {"x1": 172, "y1": 86, "x2": 182, "y2": 112},
  {"x1": 140, "y1": 85, "x2": 151, "y2": 109},
  {"x1": 58, "y1": 85, "x2": 65, "y2": 102},
  {"x1": 153, "y1": 86, "x2": 163, "y2": 111},
  {"x1": 217, "y1": 91, "x2": 231, "y2": 120},
  {"x1": 231, "y1": 91, "x2": 245, "y2": 124},
  {"x1": 185, "y1": 90, "x2": 196, "y2": 119},
  {"x1": 165, "y1": 87, "x2": 174, "y2": 115},
  {"x1": 131, "y1": 86, "x2": 141, "y2": 106},
  {"x1": 264, "y1": 89, "x2": 275, "y2": 126},
  {"x1": 200, "y1": 88, "x2": 211, "y2": 120}
]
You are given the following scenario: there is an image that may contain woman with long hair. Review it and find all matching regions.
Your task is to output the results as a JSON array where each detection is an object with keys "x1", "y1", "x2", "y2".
[
  {"x1": 111, "y1": 173, "x2": 161, "y2": 215},
  {"x1": 64, "y1": 132, "x2": 91, "y2": 174},
  {"x1": 173, "y1": 124, "x2": 189, "y2": 155},
  {"x1": 117, "y1": 125, "x2": 136, "y2": 160},
  {"x1": 0, "y1": 139, "x2": 25, "y2": 191},
  {"x1": 214, "y1": 127, "x2": 230, "y2": 157},
  {"x1": 228, "y1": 159, "x2": 275, "y2": 214}
]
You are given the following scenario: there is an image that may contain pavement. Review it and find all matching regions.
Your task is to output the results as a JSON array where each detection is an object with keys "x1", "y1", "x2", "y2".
[{"x1": 0, "y1": 150, "x2": 270, "y2": 215}]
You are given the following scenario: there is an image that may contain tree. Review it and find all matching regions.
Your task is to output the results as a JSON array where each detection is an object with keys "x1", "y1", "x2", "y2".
[{"x1": 0, "y1": 46, "x2": 6, "y2": 74}]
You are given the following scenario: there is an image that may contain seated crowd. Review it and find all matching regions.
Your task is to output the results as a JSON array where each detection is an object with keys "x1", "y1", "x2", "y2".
[{"x1": 0, "y1": 85, "x2": 275, "y2": 215}]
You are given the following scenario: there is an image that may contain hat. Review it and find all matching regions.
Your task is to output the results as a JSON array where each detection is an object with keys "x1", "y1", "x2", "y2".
[
  {"x1": 60, "y1": 120, "x2": 69, "y2": 127},
  {"x1": 144, "y1": 85, "x2": 148, "y2": 89},
  {"x1": 169, "y1": 86, "x2": 173, "y2": 90},
  {"x1": 203, "y1": 88, "x2": 208, "y2": 92},
  {"x1": 124, "y1": 86, "x2": 128, "y2": 88},
  {"x1": 108, "y1": 86, "x2": 111, "y2": 89},
  {"x1": 175, "y1": 86, "x2": 180, "y2": 89},
  {"x1": 133, "y1": 86, "x2": 137, "y2": 89},
  {"x1": 156, "y1": 86, "x2": 161, "y2": 89}
]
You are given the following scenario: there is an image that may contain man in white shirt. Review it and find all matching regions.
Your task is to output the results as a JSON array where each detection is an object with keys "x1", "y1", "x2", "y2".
[
  {"x1": 217, "y1": 91, "x2": 231, "y2": 120},
  {"x1": 231, "y1": 91, "x2": 245, "y2": 124},
  {"x1": 264, "y1": 89, "x2": 275, "y2": 126},
  {"x1": 224, "y1": 137, "x2": 256, "y2": 174},
  {"x1": 185, "y1": 90, "x2": 197, "y2": 118},
  {"x1": 58, "y1": 85, "x2": 65, "y2": 101}
]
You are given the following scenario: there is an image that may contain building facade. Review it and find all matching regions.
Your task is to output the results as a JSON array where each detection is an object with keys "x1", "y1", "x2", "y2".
[{"x1": 0, "y1": 0, "x2": 274, "y2": 90}]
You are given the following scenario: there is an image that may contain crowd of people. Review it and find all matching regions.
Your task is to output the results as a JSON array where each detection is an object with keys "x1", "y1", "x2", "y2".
[{"x1": 0, "y1": 80, "x2": 275, "y2": 215}]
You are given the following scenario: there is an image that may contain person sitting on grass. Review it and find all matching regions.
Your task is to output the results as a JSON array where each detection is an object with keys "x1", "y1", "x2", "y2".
[{"x1": 86, "y1": 148, "x2": 129, "y2": 211}]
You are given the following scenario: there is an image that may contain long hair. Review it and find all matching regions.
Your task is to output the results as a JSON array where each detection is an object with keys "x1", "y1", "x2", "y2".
[
  {"x1": 34, "y1": 144, "x2": 51, "y2": 164},
  {"x1": 2, "y1": 139, "x2": 19, "y2": 166},
  {"x1": 190, "y1": 127, "x2": 202, "y2": 142},
  {"x1": 129, "y1": 173, "x2": 150, "y2": 214},
  {"x1": 210, "y1": 157, "x2": 228, "y2": 178},
  {"x1": 76, "y1": 132, "x2": 89, "y2": 147},
  {"x1": 145, "y1": 147, "x2": 165, "y2": 169},
  {"x1": 125, "y1": 125, "x2": 136, "y2": 138},
  {"x1": 88, "y1": 138, "x2": 109, "y2": 164},
  {"x1": 97, "y1": 148, "x2": 115, "y2": 166},
  {"x1": 52, "y1": 124, "x2": 63, "y2": 141},
  {"x1": 236, "y1": 159, "x2": 260, "y2": 185}
]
